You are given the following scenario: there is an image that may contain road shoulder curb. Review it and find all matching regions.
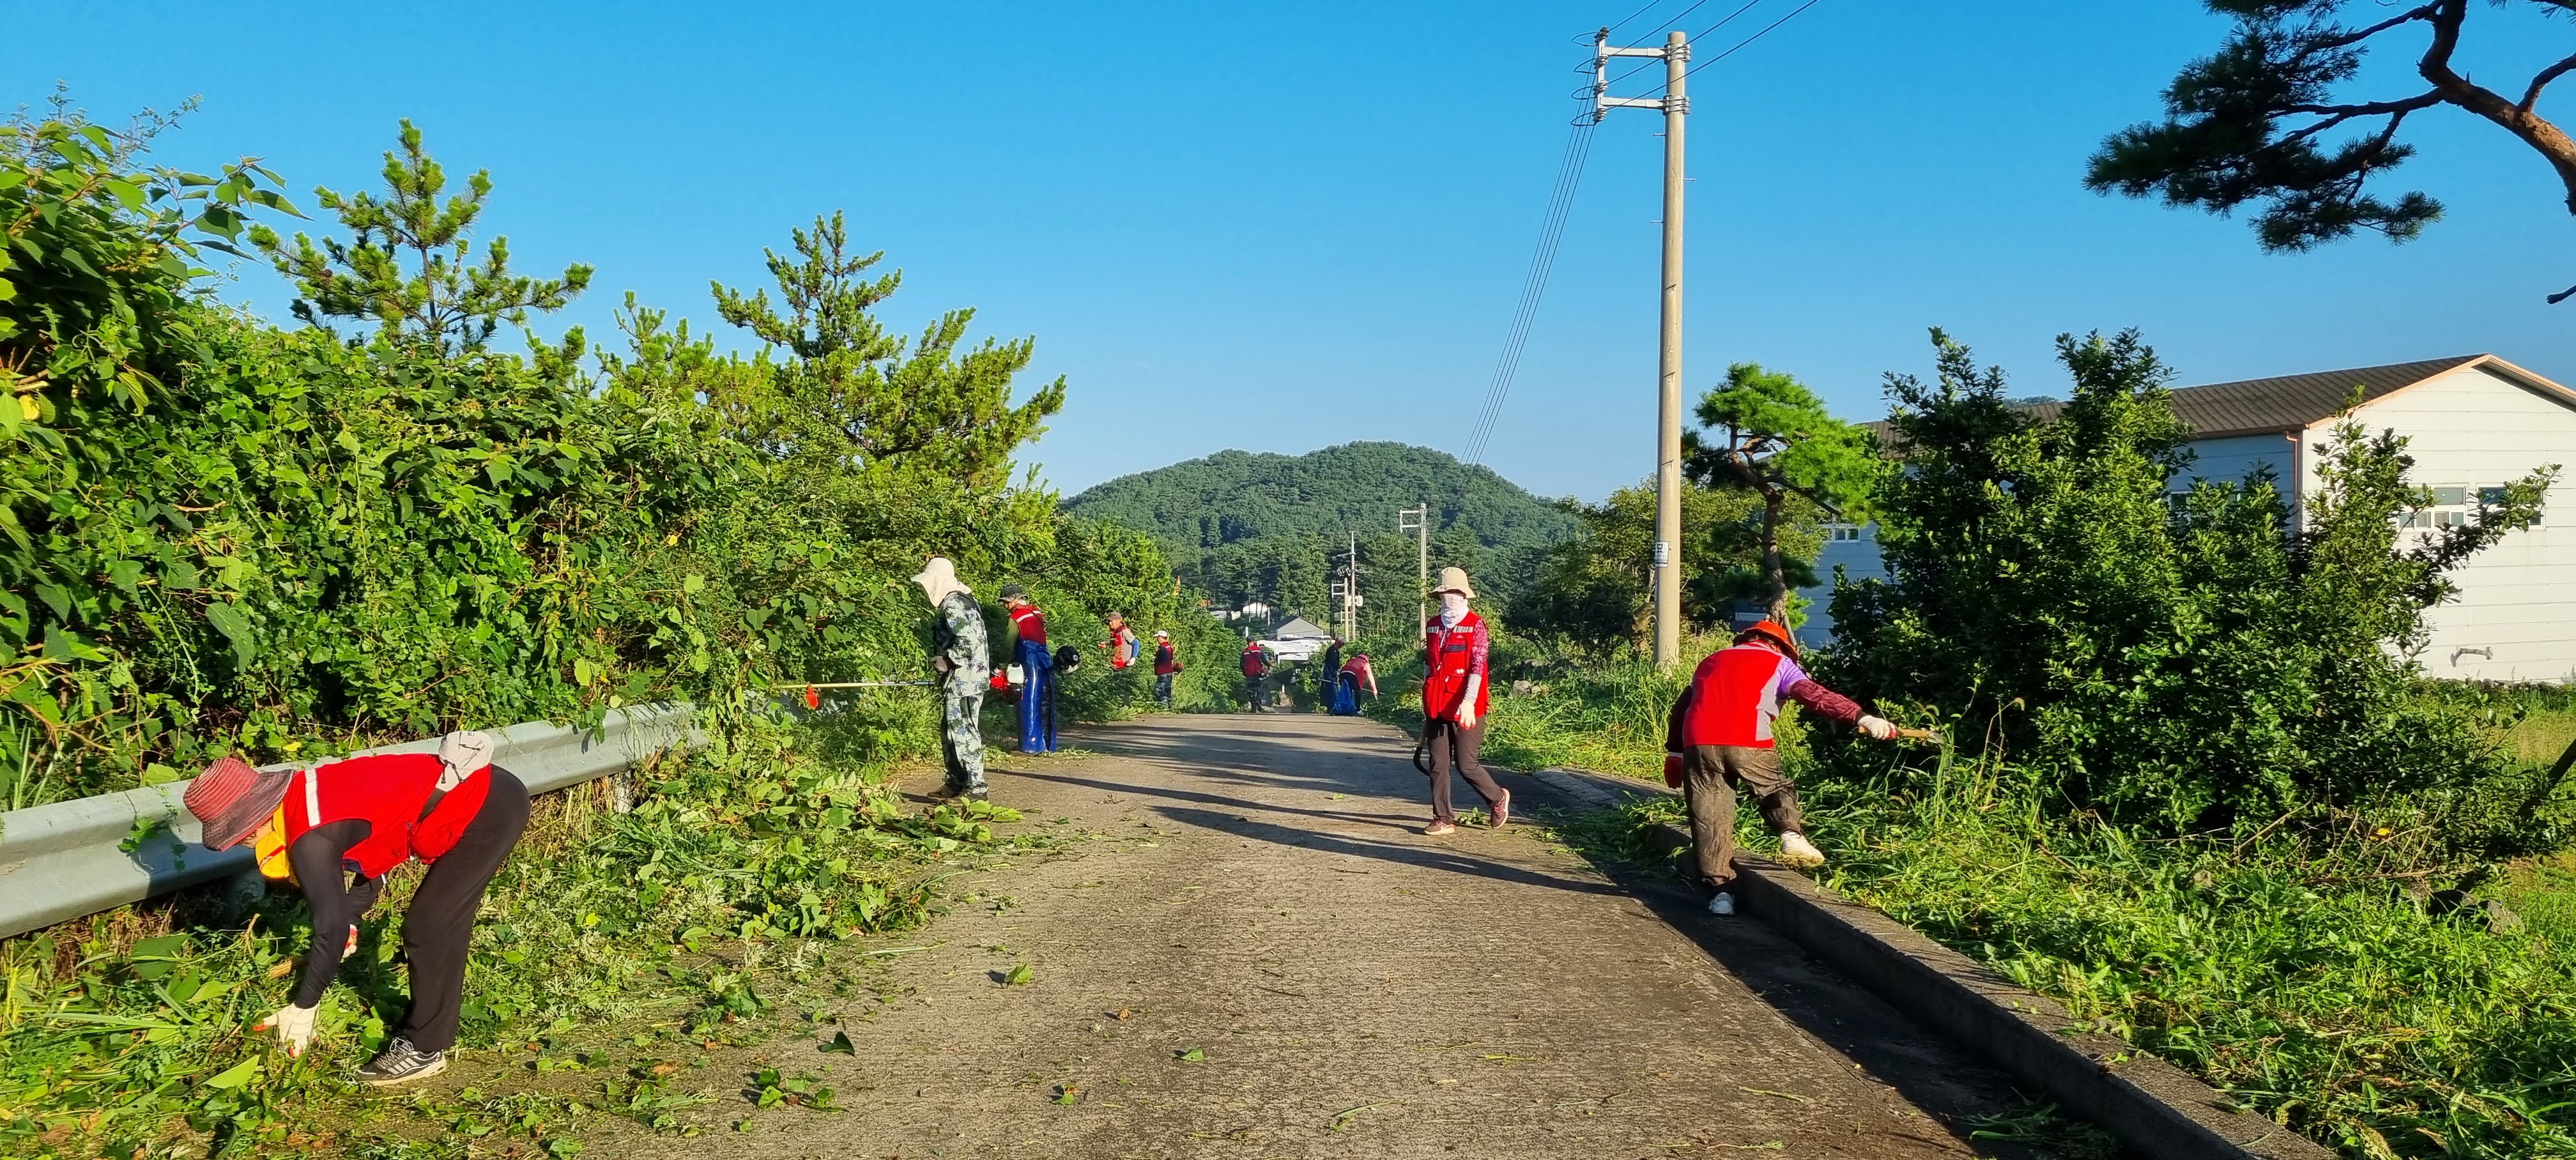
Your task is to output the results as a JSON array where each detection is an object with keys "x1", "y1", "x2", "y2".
[{"x1": 1525, "y1": 765, "x2": 2333, "y2": 1160}]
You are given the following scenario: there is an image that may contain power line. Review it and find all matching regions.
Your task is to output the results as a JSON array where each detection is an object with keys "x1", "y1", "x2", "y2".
[
  {"x1": 1601, "y1": 0, "x2": 1763, "y2": 91},
  {"x1": 1462, "y1": 95, "x2": 1599, "y2": 466},
  {"x1": 1683, "y1": 0, "x2": 1825, "y2": 79}
]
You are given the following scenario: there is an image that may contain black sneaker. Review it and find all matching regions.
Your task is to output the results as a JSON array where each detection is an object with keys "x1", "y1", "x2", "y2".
[{"x1": 355, "y1": 1036, "x2": 448, "y2": 1087}]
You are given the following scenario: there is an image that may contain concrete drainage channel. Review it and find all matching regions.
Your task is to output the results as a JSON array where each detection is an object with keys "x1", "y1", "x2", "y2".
[
  {"x1": 1526, "y1": 765, "x2": 2334, "y2": 1160},
  {"x1": 0, "y1": 704, "x2": 699, "y2": 942}
]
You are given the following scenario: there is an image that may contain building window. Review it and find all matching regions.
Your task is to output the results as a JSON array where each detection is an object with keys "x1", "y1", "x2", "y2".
[{"x1": 1825, "y1": 523, "x2": 1866, "y2": 542}]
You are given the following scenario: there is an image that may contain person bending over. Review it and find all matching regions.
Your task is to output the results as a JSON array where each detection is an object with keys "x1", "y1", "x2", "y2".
[
  {"x1": 188, "y1": 731, "x2": 530, "y2": 1085},
  {"x1": 1663, "y1": 620, "x2": 1899, "y2": 916}
]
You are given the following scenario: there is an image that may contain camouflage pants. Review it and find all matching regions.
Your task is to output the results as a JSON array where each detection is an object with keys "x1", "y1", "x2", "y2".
[{"x1": 942, "y1": 686, "x2": 987, "y2": 794}]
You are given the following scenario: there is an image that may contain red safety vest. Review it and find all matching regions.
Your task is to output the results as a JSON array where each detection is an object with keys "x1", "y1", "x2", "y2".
[
  {"x1": 1009, "y1": 604, "x2": 1047, "y2": 646},
  {"x1": 1422, "y1": 611, "x2": 1490, "y2": 721},
  {"x1": 1677, "y1": 645, "x2": 1795, "y2": 749},
  {"x1": 1154, "y1": 642, "x2": 1179, "y2": 676},
  {"x1": 1108, "y1": 625, "x2": 1136, "y2": 669},
  {"x1": 280, "y1": 752, "x2": 491, "y2": 879},
  {"x1": 1241, "y1": 645, "x2": 1268, "y2": 676}
]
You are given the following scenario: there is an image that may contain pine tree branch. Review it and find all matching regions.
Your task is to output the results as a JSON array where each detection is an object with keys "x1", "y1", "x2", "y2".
[
  {"x1": 2523, "y1": 50, "x2": 2576, "y2": 115},
  {"x1": 2280, "y1": 91, "x2": 2444, "y2": 146},
  {"x1": 2300, "y1": 4, "x2": 2437, "y2": 56}
]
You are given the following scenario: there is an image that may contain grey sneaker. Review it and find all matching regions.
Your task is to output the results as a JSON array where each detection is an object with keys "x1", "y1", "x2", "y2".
[{"x1": 355, "y1": 1036, "x2": 448, "y2": 1087}]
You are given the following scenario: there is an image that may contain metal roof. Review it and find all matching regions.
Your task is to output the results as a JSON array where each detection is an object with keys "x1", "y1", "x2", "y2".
[{"x1": 1867, "y1": 354, "x2": 2569, "y2": 441}]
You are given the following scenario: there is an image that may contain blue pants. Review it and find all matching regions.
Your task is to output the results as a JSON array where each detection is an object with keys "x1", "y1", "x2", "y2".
[
  {"x1": 1017, "y1": 643, "x2": 1057, "y2": 753},
  {"x1": 1328, "y1": 671, "x2": 1360, "y2": 715}
]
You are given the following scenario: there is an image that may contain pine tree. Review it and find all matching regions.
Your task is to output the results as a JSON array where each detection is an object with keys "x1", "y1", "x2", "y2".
[
  {"x1": 710, "y1": 212, "x2": 1065, "y2": 492},
  {"x1": 252, "y1": 120, "x2": 591, "y2": 353},
  {"x1": 1685, "y1": 363, "x2": 1877, "y2": 625},
  {"x1": 2087, "y1": 1, "x2": 2576, "y2": 303}
]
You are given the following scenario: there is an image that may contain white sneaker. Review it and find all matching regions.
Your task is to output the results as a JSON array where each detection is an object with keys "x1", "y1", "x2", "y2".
[
  {"x1": 1779, "y1": 832, "x2": 1826, "y2": 868},
  {"x1": 1706, "y1": 892, "x2": 1735, "y2": 916}
]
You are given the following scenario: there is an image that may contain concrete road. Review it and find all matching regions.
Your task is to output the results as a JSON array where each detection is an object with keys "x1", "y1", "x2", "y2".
[{"x1": 712, "y1": 713, "x2": 2054, "y2": 1159}]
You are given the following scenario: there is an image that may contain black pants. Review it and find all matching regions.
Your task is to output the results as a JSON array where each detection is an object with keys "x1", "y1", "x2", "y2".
[
  {"x1": 399, "y1": 768, "x2": 530, "y2": 1052},
  {"x1": 1245, "y1": 674, "x2": 1266, "y2": 711},
  {"x1": 1423, "y1": 718, "x2": 1506, "y2": 825},
  {"x1": 1154, "y1": 673, "x2": 1174, "y2": 705}
]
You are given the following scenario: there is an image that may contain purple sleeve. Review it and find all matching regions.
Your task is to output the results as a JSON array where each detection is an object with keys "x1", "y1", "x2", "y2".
[
  {"x1": 1471, "y1": 622, "x2": 1490, "y2": 678},
  {"x1": 1786, "y1": 679, "x2": 1864, "y2": 726}
]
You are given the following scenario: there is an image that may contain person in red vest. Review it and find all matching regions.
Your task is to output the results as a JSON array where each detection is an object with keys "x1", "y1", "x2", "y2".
[
  {"x1": 1151, "y1": 629, "x2": 1182, "y2": 706},
  {"x1": 1664, "y1": 619, "x2": 1898, "y2": 916},
  {"x1": 1420, "y1": 567, "x2": 1510, "y2": 835},
  {"x1": 1240, "y1": 636, "x2": 1273, "y2": 712},
  {"x1": 183, "y1": 730, "x2": 530, "y2": 1085},
  {"x1": 1099, "y1": 612, "x2": 1140, "y2": 671},
  {"x1": 1001, "y1": 584, "x2": 1057, "y2": 753}
]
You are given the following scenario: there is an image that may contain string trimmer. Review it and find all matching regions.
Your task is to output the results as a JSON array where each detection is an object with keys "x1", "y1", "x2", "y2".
[{"x1": 781, "y1": 679, "x2": 938, "y2": 710}]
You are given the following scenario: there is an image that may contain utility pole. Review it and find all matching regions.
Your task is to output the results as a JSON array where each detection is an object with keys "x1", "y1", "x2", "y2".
[
  {"x1": 1593, "y1": 27, "x2": 1688, "y2": 668},
  {"x1": 1335, "y1": 533, "x2": 1362, "y2": 642},
  {"x1": 1397, "y1": 503, "x2": 1430, "y2": 632}
]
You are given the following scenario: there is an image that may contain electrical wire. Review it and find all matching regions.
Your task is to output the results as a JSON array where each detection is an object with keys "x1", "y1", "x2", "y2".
[
  {"x1": 1600, "y1": 0, "x2": 1762, "y2": 92},
  {"x1": 1460, "y1": 94, "x2": 1600, "y2": 466},
  {"x1": 1464, "y1": 0, "x2": 1822, "y2": 466},
  {"x1": 1683, "y1": 0, "x2": 1824, "y2": 79}
]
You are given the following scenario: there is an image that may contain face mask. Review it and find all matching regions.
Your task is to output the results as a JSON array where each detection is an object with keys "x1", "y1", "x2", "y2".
[{"x1": 1438, "y1": 593, "x2": 1469, "y2": 627}]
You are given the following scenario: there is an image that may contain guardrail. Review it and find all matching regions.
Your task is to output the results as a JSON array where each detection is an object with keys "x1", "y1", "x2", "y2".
[{"x1": 0, "y1": 704, "x2": 699, "y2": 941}]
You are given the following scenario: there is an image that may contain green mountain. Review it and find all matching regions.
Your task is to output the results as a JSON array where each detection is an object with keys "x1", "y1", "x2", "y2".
[{"x1": 1062, "y1": 442, "x2": 1576, "y2": 633}]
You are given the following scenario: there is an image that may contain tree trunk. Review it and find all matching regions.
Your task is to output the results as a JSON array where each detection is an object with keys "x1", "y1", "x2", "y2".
[{"x1": 1761, "y1": 489, "x2": 1790, "y2": 624}]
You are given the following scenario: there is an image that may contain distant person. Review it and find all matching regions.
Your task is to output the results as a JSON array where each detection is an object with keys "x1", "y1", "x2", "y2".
[
  {"x1": 1151, "y1": 629, "x2": 1182, "y2": 707},
  {"x1": 915, "y1": 557, "x2": 991, "y2": 800},
  {"x1": 1330, "y1": 646, "x2": 1376, "y2": 715},
  {"x1": 187, "y1": 731, "x2": 528, "y2": 1086},
  {"x1": 1420, "y1": 567, "x2": 1508, "y2": 835},
  {"x1": 1100, "y1": 612, "x2": 1140, "y2": 671},
  {"x1": 1241, "y1": 637, "x2": 1273, "y2": 712},
  {"x1": 1317, "y1": 637, "x2": 1344, "y2": 713},
  {"x1": 1663, "y1": 619, "x2": 1899, "y2": 917},
  {"x1": 1002, "y1": 584, "x2": 1058, "y2": 753}
]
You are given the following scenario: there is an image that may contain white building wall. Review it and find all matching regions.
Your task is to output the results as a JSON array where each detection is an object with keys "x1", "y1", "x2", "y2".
[
  {"x1": 2177, "y1": 432, "x2": 2299, "y2": 511},
  {"x1": 2322, "y1": 365, "x2": 2576, "y2": 683},
  {"x1": 1798, "y1": 524, "x2": 1886, "y2": 646}
]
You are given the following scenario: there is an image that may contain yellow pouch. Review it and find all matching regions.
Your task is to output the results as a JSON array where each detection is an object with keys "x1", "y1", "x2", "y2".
[{"x1": 253, "y1": 801, "x2": 296, "y2": 885}]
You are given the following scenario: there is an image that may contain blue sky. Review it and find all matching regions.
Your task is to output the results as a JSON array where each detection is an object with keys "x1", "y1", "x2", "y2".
[{"x1": 11, "y1": 1, "x2": 2573, "y2": 502}]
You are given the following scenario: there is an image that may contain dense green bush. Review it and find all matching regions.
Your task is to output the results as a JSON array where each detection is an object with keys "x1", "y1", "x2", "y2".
[
  {"x1": 1825, "y1": 329, "x2": 2559, "y2": 856},
  {"x1": 0, "y1": 111, "x2": 1201, "y2": 807}
]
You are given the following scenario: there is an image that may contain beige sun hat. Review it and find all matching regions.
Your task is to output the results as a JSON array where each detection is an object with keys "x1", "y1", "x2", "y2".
[{"x1": 1431, "y1": 566, "x2": 1475, "y2": 599}]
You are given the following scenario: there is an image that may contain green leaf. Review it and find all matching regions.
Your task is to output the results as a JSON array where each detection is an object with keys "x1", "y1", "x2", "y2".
[
  {"x1": 204, "y1": 602, "x2": 257, "y2": 668},
  {"x1": 1002, "y1": 963, "x2": 1033, "y2": 986},
  {"x1": 1174, "y1": 1046, "x2": 1206, "y2": 1062},
  {"x1": 203, "y1": 1058, "x2": 259, "y2": 1090},
  {"x1": 820, "y1": 1030, "x2": 854, "y2": 1055}
]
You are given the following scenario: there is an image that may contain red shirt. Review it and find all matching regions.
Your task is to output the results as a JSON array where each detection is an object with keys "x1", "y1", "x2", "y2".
[
  {"x1": 1008, "y1": 604, "x2": 1047, "y2": 646},
  {"x1": 281, "y1": 752, "x2": 491, "y2": 878},
  {"x1": 1422, "y1": 611, "x2": 1491, "y2": 721}
]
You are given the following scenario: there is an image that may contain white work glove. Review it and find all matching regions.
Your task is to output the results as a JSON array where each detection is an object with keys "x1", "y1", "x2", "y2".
[
  {"x1": 1857, "y1": 715, "x2": 1897, "y2": 742},
  {"x1": 1457, "y1": 676, "x2": 1483, "y2": 729},
  {"x1": 256, "y1": 1003, "x2": 319, "y2": 1056}
]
